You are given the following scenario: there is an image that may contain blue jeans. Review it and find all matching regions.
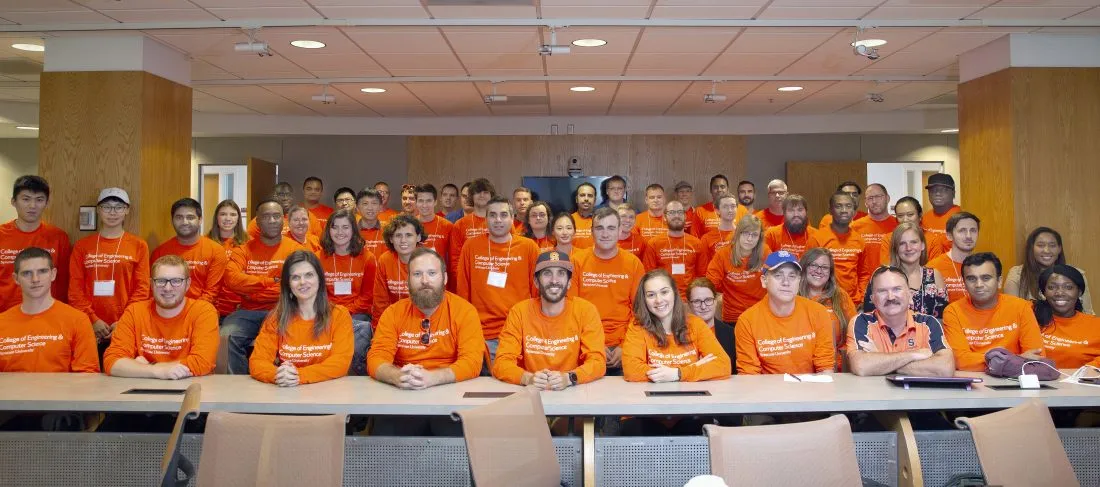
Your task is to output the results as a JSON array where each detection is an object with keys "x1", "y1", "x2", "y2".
[
  {"x1": 349, "y1": 314, "x2": 373, "y2": 377},
  {"x1": 220, "y1": 309, "x2": 270, "y2": 375},
  {"x1": 479, "y1": 338, "x2": 500, "y2": 377}
]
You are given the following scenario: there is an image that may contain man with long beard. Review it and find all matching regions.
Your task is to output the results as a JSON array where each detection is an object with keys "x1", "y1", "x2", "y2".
[
  {"x1": 763, "y1": 194, "x2": 816, "y2": 258},
  {"x1": 493, "y1": 250, "x2": 606, "y2": 388}
]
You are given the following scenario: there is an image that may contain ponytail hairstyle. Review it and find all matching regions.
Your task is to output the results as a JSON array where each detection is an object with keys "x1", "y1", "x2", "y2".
[{"x1": 1033, "y1": 264, "x2": 1085, "y2": 328}]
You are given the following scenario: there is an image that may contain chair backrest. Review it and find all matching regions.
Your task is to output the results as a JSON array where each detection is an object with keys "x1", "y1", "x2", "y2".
[
  {"x1": 160, "y1": 383, "x2": 202, "y2": 487},
  {"x1": 453, "y1": 389, "x2": 560, "y2": 487},
  {"x1": 196, "y1": 412, "x2": 347, "y2": 487},
  {"x1": 703, "y1": 414, "x2": 862, "y2": 487},
  {"x1": 214, "y1": 335, "x2": 231, "y2": 374},
  {"x1": 955, "y1": 399, "x2": 1079, "y2": 487}
]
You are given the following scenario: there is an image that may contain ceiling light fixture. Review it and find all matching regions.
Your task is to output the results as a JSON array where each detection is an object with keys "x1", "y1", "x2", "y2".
[
  {"x1": 484, "y1": 82, "x2": 508, "y2": 105},
  {"x1": 15, "y1": 126, "x2": 39, "y2": 130},
  {"x1": 777, "y1": 86, "x2": 803, "y2": 92},
  {"x1": 852, "y1": 28, "x2": 880, "y2": 60},
  {"x1": 571, "y1": 38, "x2": 606, "y2": 47},
  {"x1": 941, "y1": 128, "x2": 959, "y2": 133},
  {"x1": 570, "y1": 86, "x2": 595, "y2": 92},
  {"x1": 851, "y1": 39, "x2": 887, "y2": 48},
  {"x1": 703, "y1": 81, "x2": 727, "y2": 104},
  {"x1": 290, "y1": 40, "x2": 326, "y2": 49},
  {"x1": 11, "y1": 43, "x2": 44, "y2": 52},
  {"x1": 360, "y1": 87, "x2": 386, "y2": 93},
  {"x1": 234, "y1": 29, "x2": 272, "y2": 57},
  {"x1": 311, "y1": 85, "x2": 335, "y2": 104},
  {"x1": 538, "y1": 27, "x2": 571, "y2": 56},
  {"x1": 867, "y1": 92, "x2": 885, "y2": 103}
]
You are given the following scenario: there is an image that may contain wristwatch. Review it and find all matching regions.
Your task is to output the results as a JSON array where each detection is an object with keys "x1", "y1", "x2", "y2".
[{"x1": 568, "y1": 371, "x2": 578, "y2": 386}]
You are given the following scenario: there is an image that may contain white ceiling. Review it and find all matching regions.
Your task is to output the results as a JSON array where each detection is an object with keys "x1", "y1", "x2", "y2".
[{"x1": 0, "y1": 0, "x2": 1098, "y2": 118}]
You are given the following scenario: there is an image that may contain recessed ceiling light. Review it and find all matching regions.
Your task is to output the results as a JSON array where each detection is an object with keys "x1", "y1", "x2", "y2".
[
  {"x1": 290, "y1": 40, "x2": 326, "y2": 49},
  {"x1": 777, "y1": 86, "x2": 803, "y2": 92},
  {"x1": 941, "y1": 128, "x2": 959, "y2": 133},
  {"x1": 360, "y1": 87, "x2": 386, "y2": 93},
  {"x1": 571, "y1": 38, "x2": 607, "y2": 47},
  {"x1": 852, "y1": 39, "x2": 888, "y2": 48},
  {"x1": 570, "y1": 86, "x2": 596, "y2": 92},
  {"x1": 11, "y1": 43, "x2": 44, "y2": 52},
  {"x1": 15, "y1": 126, "x2": 39, "y2": 130}
]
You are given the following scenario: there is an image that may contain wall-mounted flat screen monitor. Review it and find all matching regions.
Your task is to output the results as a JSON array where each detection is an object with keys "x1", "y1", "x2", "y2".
[{"x1": 521, "y1": 176, "x2": 611, "y2": 216}]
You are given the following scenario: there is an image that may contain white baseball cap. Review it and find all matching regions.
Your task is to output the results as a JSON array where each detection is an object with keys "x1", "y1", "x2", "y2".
[{"x1": 97, "y1": 187, "x2": 130, "y2": 206}]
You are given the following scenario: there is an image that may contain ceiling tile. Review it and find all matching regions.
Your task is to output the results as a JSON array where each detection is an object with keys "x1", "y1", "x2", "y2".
[
  {"x1": 968, "y1": 5, "x2": 1096, "y2": 18},
  {"x1": 76, "y1": 0, "x2": 197, "y2": 8},
  {"x1": 192, "y1": 60, "x2": 240, "y2": 81},
  {"x1": 105, "y1": 9, "x2": 219, "y2": 22},
  {"x1": 262, "y1": 84, "x2": 381, "y2": 117},
  {"x1": 556, "y1": 27, "x2": 640, "y2": 54},
  {"x1": 192, "y1": 91, "x2": 260, "y2": 114},
  {"x1": 634, "y1": 27, "x2": 741, "y2": 53},
  {"x1": 609, "y1": 81, "x2": 690, "y2": 115},
  {"x1": 650, "y1": 6, "x2": 764, "y2": 19},
  {"x1": 863, "y1": 6, "x2": 984, "y2": 19},
  {"x1": 292, "y1": 53, "x2": 388, "y2": 75},
  {"x1": 704, "y1": 52, "x2": 803, "y2": 76},
  {"x1": 313, "y1": 6, "x2": 429, "y2": 18},
  {"x1": 404, "y1": 82, "x2": 491, "y2": 116},
  {"x1": 332, "y1": 83, "x2": 436, "y2": 117},
  {"x1": 1070, "y1": 7, "x2": 1100, "y2": 18},
  {"x1": 0, "y1": 9, "x2": 118, "y2": 24},
  {"x1": 441, "y1": 26, "x2": 540, "y2": 53},
  {"x1": 190, "y1": 0, "x2": 307, "y2": 7},
  {"x1": 625, "y1": 53, "x2": 718, "y2": 74},
  {"x1": 199, "y1": 53, "x2": 315, "y2": 80},
  {"x1": 727, "y1": 28, "x2": 840, "y2": 54},
  {"x1": 257, "y1": 27, "x2": 365, "y2": 55},
  {"x1": 343, "y1": 27, "x2": 453, "y2": 54},
  {"x1": 370, "y1": 53, "x2": 463, "y2": 71},
  {"x1": 545, "y1": 53, "x2": 630, "y2": 75},
  {"x1": 196, "y1": 85, "x2": 318, "y2": 116},
  {"x1": 548, "y1": 81, "x2": 616, "y2": 110},
  {"x1": 838, "y1": 81, "x2": 956, "y2": 113},
  {"x1": 456, "y1": 52, "x2": 543, "y2": 71},
  {"x1": 542, "y1": 5, "x2": 651, "y2": 17},
  {"x1": 666, "y1": 81, "x2": 759, "y2": 115},
  {"x1": 425, "y1": 5, "x2": 537, "y2": 19},
  {"x1": 150, "y1": 30, "x2": 243, "y2": 57},
  {"x1": 756, "y1": 6, "x2": 878, "y2": 19},
  {"x1": 206, "y1": 7, "x2": 323, "y2": 20}
]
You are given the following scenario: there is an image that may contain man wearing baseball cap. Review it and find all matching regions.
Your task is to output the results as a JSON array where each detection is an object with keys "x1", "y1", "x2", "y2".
[
  {"x1": 734, "y1": 251, "x2": 836, "y2": 374},
  {"x1": 921, "y1": 173, "x2": 961, "y2": 238},
  {"x1": 69, "y1": 187, "x2": 151, "y2": 357},
  {"x1": 673, "y1": 180, "x2": 704, "y2": 237},
  {"x1": 492, "y1": 250, "x2": 606, "y2": 388}
]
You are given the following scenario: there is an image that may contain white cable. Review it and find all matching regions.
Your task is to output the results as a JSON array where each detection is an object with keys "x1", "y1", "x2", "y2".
[{"x1": 1019, "y1": 360, "x2": 1070, "y2": 378}]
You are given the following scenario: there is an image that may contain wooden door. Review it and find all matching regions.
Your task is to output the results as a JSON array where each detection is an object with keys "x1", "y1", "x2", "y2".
[
  {"x1": 785, "y1": 161, "x2": 867, "y2": 224},
  {"x1": 202, "y1": 173, "x2": 221, "y2": 234},
  {"x1": 247, "y1": 157, "x2": 277, "y2": 216}
]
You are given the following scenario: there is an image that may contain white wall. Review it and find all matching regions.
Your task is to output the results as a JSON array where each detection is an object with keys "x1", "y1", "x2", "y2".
[{"x1": 0, "y1": 138, "x2": 38, "y2": 222}]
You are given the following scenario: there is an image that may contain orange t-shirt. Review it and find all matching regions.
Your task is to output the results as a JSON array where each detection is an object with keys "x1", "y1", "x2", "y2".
[
  {"x1": 151, "y1": 236, "x2": 228, "y2": 304},
  {"x1": 318, "y1": 250, "x2": 377, "y2": 317},
  {"x1": 214, "y1": 237, "x2": 244, "y2": 316},
  {"x1": 532, "y1": 234, "x2": 555, "y2": 253},
  {"x1": 818, "y1": 212, "x2": 868, "y2": 230},
  {"x1": 224, "y1": 237, "x2": 304, "y2": 311},
  {"x1": 735, "y1": 296, "x2": 837, "y2": 375},
  {"x1": 455, "y1": 235, "x2": 539, "y2": 339},
  {"x1": 372, "y1": 251, "x2": 409, "y2": 320},
  {"x1": 249, "y1": 305, "x2": 354, "y2": 384},
  {"x1": 617, "y1": 229, "x2": 648, "y2": 260},
  {"x1": 694, "y1": 203, "x2": 720, "y2": 235},
  {"x1": 1041, "y1": 312, "x2": 1100, "y2": 369},
  {"x1": 286, "y1": 232, "x2": 322, "y2": 254},
  {"x1": 419, "y1": 216, "x2": 453, "y2": 265},
  {"x1": 0, "y1": 220, "x2": 71, "y2": 312},
  {"x1": 705, "y1": 246, "x2": 770, "y2": 323},
  {"x1": 921, "y1": 205, "x2": 961, "y2": 238},
  {"x1": 571, "y1": 212, "x2": 595, "y2": 249},
  {"x1": 754, "y1": 209, "x2": 784, "y2": 230},
  {"x1": 102, "y1": 299, "x2": 220, "y2": 376},
  {"x1": 358, "y1": 224, "x2": 387, "y2": 258},
  {"x1": 807, "y1": 226, "x2": 866, "y2": 302},
  {"x1": 367, "y1": 292, "x2": 485, "y2": 382},
  {"x1": 927, "y1": 254, "x2": 968, "y2": 303},
  {"x1": 247, "y1": 212, "x2": 323, "y2": 239},
  {"x1": 635, "y1": 212, "x2": 668, "y2": 239},
  {"x1": 492, "y1": 297, "x2": 607, "y2": 385},
  {"x1": 377, "y1": 208, "x2": 399, "y2": 228},
  {"x1": 0, "y1": 300, "x2": 99, "y2": 373},
  {"x1": 700, "y1": 228, "x2": 735, "y2": 266},
  {"x1": 763, "y1": 225, "x2": 817, "y2": 258},
  {"x1": 449, "y1": 213, "x2": 488, "y2": 271},
  {"x1": 568, "y1": 248, "x2": 645, "y2": 347},
  {"x1": 878, "y1": 228, "x2": 947, "y2": 264},
  {"x1": 622, "y1": 314, "x2": 732, "y2": 382},
  {"x1": 642, "y1": 233, "x2": 709, "y2": 300},
  {"x1": 683, "y1": 207, "x2": 704, "y2": 238},
  {"x1": 942, "y1": 294, "x2": 1044, "y2": 372},
  {"x1": 69, "y1": 232, "x2": 150, "y2": 324},
  {"x1": 851, "y1": 215, "x2": 898, "y2": 300},
  {"x1": 307, "y1": 204, "x2": 334, "y2": 227}
]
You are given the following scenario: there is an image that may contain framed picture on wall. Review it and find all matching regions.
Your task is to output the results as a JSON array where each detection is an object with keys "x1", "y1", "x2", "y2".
[{"x1": 78, "y1": 206, "x2": 96, "y2": 231}]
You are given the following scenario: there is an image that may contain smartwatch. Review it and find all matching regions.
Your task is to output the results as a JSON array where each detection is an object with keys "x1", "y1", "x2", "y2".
[{"x1": 568, "y1": 371, "x2": 578, "y2": 386}]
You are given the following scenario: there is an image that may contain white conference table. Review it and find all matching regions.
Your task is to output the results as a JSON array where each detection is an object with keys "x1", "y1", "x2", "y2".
[{"x1": 1, "y1": 372, "x2": 1098, "y2": 416}]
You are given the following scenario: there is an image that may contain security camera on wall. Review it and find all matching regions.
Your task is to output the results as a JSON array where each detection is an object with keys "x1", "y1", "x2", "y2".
[{"x1": 568, "y1": 157, "x2": 583, "y2": 177}]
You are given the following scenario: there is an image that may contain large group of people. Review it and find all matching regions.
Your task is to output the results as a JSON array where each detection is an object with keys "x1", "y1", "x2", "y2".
[{"x1": 1, "y1": 170, "x2": 1097, "y2": 432}]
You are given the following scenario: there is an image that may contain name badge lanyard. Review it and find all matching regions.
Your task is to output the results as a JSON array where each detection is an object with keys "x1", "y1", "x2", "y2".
[
  {"x1": 487, "y1": 235, "x2": 513, "y2": 288},
  {"x1": 332, "y1": 253, "x2": 355, "y2": 296},
  {"x1": 93, "y1": 234, "x2": 125, "y2": 296},
  {"x1": 666, "y1": 234, "x2": 687, "y2": 275}
]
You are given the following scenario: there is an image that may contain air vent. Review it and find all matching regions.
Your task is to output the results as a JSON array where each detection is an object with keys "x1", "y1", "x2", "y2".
[{"x1": 425, "y1": 0, "x2": 533, "y2": 6}]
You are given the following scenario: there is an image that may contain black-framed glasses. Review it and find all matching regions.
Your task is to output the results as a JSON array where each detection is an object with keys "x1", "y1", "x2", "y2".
[
  {"x1": 153, "y1": 278, "x2": 187, "y2": 288},
  {"x1": 420, "y1": 319, "x2": 431, "y2": 345},
  {"x1": 689, "y1": 297, "x2": 716, "y2": 308}
]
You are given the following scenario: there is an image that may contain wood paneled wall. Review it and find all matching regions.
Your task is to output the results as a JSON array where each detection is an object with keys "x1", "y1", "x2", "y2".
[
  {"x1": 40, "y1": 71, "x2": 191, "y2": 248},
  {"x1": 407, "y1": 135, "x2": 746, "y2": 207},
  {"x1": 785, "y1": 161, "x2": 867, "y2": 224},
  {"x1": 960, "y1": 67, "x2": 1100, "y2": 278}
]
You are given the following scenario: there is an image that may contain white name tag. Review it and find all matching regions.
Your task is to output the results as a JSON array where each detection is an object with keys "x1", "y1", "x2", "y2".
[
  {"x1": 487, "y1": 271, "x2": 508, "y2": 288},
  {"x1": 93, "y1": 280, "x2": 116, "y2": 297},
  {"x1": 671, "y1": 263, "x2": 686, "y2": 275},
  {"x1": 334, "y1": 280, "x2": 352, "y2": 296}
]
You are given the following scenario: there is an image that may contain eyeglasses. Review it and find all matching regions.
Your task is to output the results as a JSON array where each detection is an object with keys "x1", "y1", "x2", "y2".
[
  {"x1": 153, "y1": 278, "x2": 187, "y2": 288},
  {"x1": 690, "y1": 297, "x2": 716, "y2": 307},
  {"x1": 99, "y1": 205, "x2": 128, "y2": 213},
  {"x1": 420, "y1": 319, "x2": 431, "y2": 345},
  {"x1": 807, "y1": 264, "x2": 831, "y2": 273}
]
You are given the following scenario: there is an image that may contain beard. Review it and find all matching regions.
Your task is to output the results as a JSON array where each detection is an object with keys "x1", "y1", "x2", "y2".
[
  {"x1": 411, "y1": 283, "x2": 445, "y2": 310},
  {"x1": 538, "y1": 282, "x2": 567, "y2": 304},
  {"x1": 785, "y1": 219, "x2": 806, "y2": 234},
  {"x1": 154, "y1": 292, "x2": 185, "y2": 310},
  {"x1": 668, "y1": 220, "x2": 685, "y2": 232}
]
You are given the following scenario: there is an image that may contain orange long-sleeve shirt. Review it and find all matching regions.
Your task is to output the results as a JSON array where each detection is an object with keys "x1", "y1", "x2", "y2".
[
  {"x1": 102, "y1": 299, "x2": 220, "y2": 376},
  {"x1": 492, "y1": 297, "x2": 607, "y2": 385},
  {"x1": 700, "y1": 228, "x2": 734, "y2": 266},
  {"x1": 0, "y1": 300, "x2": 99, "y2": 373},
  {"x1": 373, "y1": 251, "x2": 409, "y2": 320},
  {"x1": 367, "y1": 292, "x2": 485, "y2": 382},
  {"x1": 0, "y1": 220, "x2": 71, "y2": 312},
  {"x1": 683, "y1": 207, "x2": 704, "y2": 238},
  {"x1": 571, "y1": 212, "x2": 595, "y2": 248},
  {"x1": 763, "y1": 225, "x2": 816, "y2": 258},
  {"x1": 617, "y1": 229, "x2": 649, "y2": 260},
  {"x1": 818, "y1": 212, "x2": 868, "y2": 230},
  {"x1": 927, "y1": 254, "x2": 968, "y2": 303},
  {"x1": 921, "y1": 205, "x2": 961, "y2": 238},
  {"x1": 807, "y1": 226, "x2": 866, "y2": 303},
  {"x1": 420, "y1": 216, "x2": 453, "y2": 265},
  {"x1": 287, "y1": 232, "x2": 321, "y2": 254},
  {"x1": 942, "y1": 294, "x2": 1044, "y2": 372},
  {"x1": 622, "y1": 314, "x2": 731, "y2": 382},
  {"x1": 450, "y1": 213, "x2": 488, "y2": 270},
  {"x1": 247, "y1": 212, "x2": 323, "y2": 240},
  {"x1": 568, "y1": 248, "x2": 645, "y2": 347},
  {"x1": 705, "y1": 245, "x2": 770, "y2": 323},
  {"x1": 308, "y1": 204, "x2": 334, "y2": 227},
  {"x1": 69, "y1": 232, "x2": 150, "y2": 324},
  {"x1": 852, "y1": 216, "x2": 898, "y2": 302},
  {"x1": 754, "y1": 209, "x2": 784, "y2": 231},
  {"x1": 879, "y1": 228, "x2": 947, "y2": 264},
  {"x1": 1041, "y1": 312, "x2": 1100, "y2": 369},
  {"x1": 151, "y1": 237, "x2": 227, "y2": 304},
  {"x1": 694, "y1": 203, "x2": 719, "y2": 235},
  {"x1": 532, "y1": 234, "x2": 555, "y2": 253},
  {"x1": 642, "y1": 233, "x2": 709, "y2": 300},
  {"x1": 456, "y1": 235, "x2": 539, "y2": 339},
  {"x1": 377, "y1": 208, "x2": 399, "y2": 228},
  {"x1": 318, "y1": 250, "x2": 377, "y2": 317},
  {"x1": 735, "y1": 296, "x2": 837, "y2": 375},
  {"x1": 249, "y1": 305, "x2": 354, "y2": 384},
  {"x1": 214, "y1": 237, "x2": 244, "y2": 317},
  {"x1": 224, "y1": 237, "x2": 303, "y2": 311},
  {"x1": 634, "y1": 212, "x2": 668, "y2": 239},
  {"x1": 358, "y1": 225, "x2": 387, "y2": 258}
]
